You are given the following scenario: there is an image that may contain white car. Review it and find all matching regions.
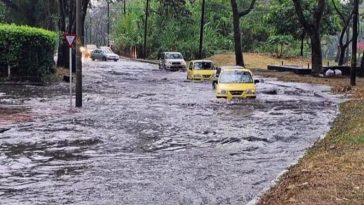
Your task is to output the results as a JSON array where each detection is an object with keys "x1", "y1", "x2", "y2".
[
  {"x1": 159, "y1": 52, "x2": 187, "y2": 71},
  {"x1": 91, "y1": 49, "x2": 119, "y2": 61}
]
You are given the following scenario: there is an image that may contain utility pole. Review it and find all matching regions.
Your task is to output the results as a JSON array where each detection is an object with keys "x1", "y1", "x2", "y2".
[
  {"x1": 89, "y1": 17, "x2": 92, "y2": 44},
  {"x1": 144, "y1": 0, "x2": 149, "y2": 59},
  {"x1": 107, "y1": 1, "x2": 110, "y2": 46},
  {"x1": 199, "y1": 0, "x2": 206, "y2": 59},
  {"x1": 76, "y1": 0, "x2": 83, "y2": 107},
  {"x1": 351, "y1": 0, "x2": 358, "y2": 86},
  {"x1": 124, "y1": 0, "x2": 126, "y2": 15}
]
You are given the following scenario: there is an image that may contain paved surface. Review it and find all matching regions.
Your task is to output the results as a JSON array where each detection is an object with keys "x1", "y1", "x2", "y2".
[{"x1": 0, "y1": 59, "x2": 341, "y2": 204}]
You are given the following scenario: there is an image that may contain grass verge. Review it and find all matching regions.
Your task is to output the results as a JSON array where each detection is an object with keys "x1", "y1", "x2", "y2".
[{"x1": 209, "y1": 52, "x2": 364, "y2": 205}]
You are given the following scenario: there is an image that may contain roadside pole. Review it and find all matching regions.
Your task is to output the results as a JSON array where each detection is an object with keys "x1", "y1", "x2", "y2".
[
  {"x1": 351, "y1": 0, "x2": 358, "y2": 86},
  {"x1": 69, "y1": 47, "x2": 72, "y2": 109},
  {"x1": 143, "y1": 0, "x2": 149, "y2": 59},
  {"x1": 198, "y1": 0, "x2": 206, "y2": 59},
  {"x1": 107, "y1": 1, "x2": 110, "y2": 46},
  {"x1": 76, "y1": 0, "x2": 83, "y2": 107},
  {"x1": 124, "y1": 0, "x2": 126, "y2": 15}
]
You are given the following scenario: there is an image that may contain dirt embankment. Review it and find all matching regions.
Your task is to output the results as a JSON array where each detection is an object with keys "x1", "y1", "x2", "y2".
[{"x1": 210, "y1": 53, "x2": 364, "y2": 205}]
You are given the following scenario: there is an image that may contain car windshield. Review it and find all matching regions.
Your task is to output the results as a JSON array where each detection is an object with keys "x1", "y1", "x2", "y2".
[
  {"x1": 165, "y1": 53, "x2": 183, "y2": 59},
  {"x1": 219, "y1": 71, "x2": 253, "y2": 83},
  {"x1": 194, "y1": 62, "x2": 213, "y2": 70}
]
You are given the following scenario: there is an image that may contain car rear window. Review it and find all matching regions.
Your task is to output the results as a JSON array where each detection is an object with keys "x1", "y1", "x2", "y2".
[{"x1": 194, "y1": 62, "x2": 213, "y2": 70}]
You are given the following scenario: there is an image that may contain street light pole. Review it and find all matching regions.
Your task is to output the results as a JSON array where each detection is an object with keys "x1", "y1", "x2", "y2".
[
  {"x1": 107, "y1": 1, "x2": 110, "y2": 46},
  {"x1": 124, "y1": 0, "x2": 126, "y2": 15},
  {"x1": 351, "y1": 0, "x2": 358, "y2": 86},
  {"x1": 199, "y1": 0, "x2": 206, "y2": 59},
  {"x1": 143, "y1": 0, "x2": 149, "y2": 59},
  {"x1": 76, "y1": 0, "x2": 83, "y2": 107}
]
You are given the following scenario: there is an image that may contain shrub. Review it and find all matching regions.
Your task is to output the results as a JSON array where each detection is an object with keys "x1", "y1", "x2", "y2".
[{"x1": 0, "y1": 24, "x2": 57, "y2": 81}]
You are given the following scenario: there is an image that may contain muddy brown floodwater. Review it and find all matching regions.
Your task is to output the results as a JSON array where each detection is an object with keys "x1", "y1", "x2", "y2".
[{"x1": 0, "y1": 59, "x2": 341, "y2": 205}]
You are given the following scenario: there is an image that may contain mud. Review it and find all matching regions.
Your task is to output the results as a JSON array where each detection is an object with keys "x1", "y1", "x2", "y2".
[{"x1": 0, "y1": 59, "x2": 341, "y2": 204}]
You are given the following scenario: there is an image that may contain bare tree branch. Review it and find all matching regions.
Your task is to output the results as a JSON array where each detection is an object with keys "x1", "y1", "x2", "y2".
[
  {"x1": 292, "y1": 0, "x2": 311, "y2": 32},
  {"x1": 332, "y1": 0, "x2": 346, "y2": 23},
  {"x1": 238, "y1": 0, "x2": 256, "y2": 17}
]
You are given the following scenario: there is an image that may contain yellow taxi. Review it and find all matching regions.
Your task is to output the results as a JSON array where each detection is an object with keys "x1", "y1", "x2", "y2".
[
  {"x1": 187, "y1": 60, "x2": 216, "y2": 80},
  {"x1": 215, "y1": 66, "x2": 258, "y2": 99}
]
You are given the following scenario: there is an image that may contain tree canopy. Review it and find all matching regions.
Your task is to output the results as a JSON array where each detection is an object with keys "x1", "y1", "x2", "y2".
[{"x1": 0, "y1": 0, "x2": 360, "y2": 73}]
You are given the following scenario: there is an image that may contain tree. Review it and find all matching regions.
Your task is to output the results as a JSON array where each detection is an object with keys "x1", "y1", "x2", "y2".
[
  {"x1": 0, "y1": 0, "x2": 58, "y2": 30},
  {"x1": 0, "y1": 2, "x2": 5, "y2": 22},
  {"x1": 267, "y1": 35, "x2": 294, "y2": 57},
  {"x1": 112, "y1": 0, "x2": 233, "y2": 59},
  {"x1": 266, "y1": 0, "x2": 340, "y2": 58},
  {"x1": 56, "y1": 0, "x2": 90, "y2": 69},
  {"x1": 265, "y1": 0, "x2": 305, "y2": 55},
  {"x1": 332, "y1": 0, "x2": 353, "y2": 65},
  {"x1": 292, "y1": 0, "x2": 325, "y2": 75},
  {"x1": 230, "y1": 0, "x2": 256, "y2": 66}
]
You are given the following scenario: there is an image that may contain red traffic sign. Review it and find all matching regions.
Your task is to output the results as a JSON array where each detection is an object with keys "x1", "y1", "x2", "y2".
[{"x1": 64, "y1": 33, "x2": 77, "y2": 48}]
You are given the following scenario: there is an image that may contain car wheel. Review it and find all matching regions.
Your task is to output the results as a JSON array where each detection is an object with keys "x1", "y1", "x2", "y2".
[
  {"x1": 102, "y1": 57, "x2": 107, "y2": 61},
  {"x1": 91, "y1": 58, "x2": 95, "y2": 61},
  {"x1": 114, "y1": 59, "x2": 118, "y2": 62}
]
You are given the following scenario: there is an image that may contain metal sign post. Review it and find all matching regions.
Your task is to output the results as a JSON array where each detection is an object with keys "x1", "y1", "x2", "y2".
[
  {"x1": 69, "y1": 47, "x2": 72, "y2": 109},
  {"x1": 64, "y1": 33, "x2": 77, "y2": 110}
]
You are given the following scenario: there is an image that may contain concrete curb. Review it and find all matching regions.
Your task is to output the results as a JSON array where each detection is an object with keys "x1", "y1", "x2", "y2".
[
  {"x1": 120, "y1": 56, "x2": 159, "y2": 65},
  {"x1": 0, "y1": 81, "x2": 44, "y2": 86}
]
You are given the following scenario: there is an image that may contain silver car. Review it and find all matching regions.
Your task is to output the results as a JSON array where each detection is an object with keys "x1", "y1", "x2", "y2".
[
  {"x1": 91, "y1": 49, "x2": 119, "y2": 61},
  {"x1": 159, "y1": 52, "x2": 187, "y2": 71}
]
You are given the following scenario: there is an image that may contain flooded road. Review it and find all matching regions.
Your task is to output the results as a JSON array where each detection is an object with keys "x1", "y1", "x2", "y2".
[{"x1": 0, "y1": 59, "x2": 340, "y2": 204}]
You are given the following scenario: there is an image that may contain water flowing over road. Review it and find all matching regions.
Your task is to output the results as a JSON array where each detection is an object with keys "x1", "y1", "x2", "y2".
[{"x1": 0, "y1": 59, "x2": 341, "y2": 204}]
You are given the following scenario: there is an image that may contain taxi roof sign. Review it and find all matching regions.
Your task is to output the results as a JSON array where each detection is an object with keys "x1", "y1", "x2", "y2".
[{"x1": 64, "y1": 34, "x2": 77, "y2": 48}]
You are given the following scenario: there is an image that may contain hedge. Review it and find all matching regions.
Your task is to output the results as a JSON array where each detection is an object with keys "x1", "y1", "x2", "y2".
[{"x1": 0, "y1": 24, "x2": 57, "y2": 81}]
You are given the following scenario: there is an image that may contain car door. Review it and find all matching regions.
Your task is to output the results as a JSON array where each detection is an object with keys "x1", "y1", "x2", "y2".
[
  {"x1": 94, "y1": 50, "x2": 101, "y2": 59},
  {"x1": 100, "y1": 50, "x2": 106, "y2": 59}
]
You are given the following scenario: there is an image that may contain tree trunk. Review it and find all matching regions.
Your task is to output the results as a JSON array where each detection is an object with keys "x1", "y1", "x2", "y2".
[
  {"x1": 310, "y1": 31, "x2": 323, "y2": 75},
  {"x1": 300, "y1": 31, "x2": 305, "y2": 56},
  {"x1": 351, "y1": 0, "x2": 359, "y2": 86},
  {"x1": 292, "y1": 0, "x2": 325, "y2": 75},
  {"x1": 338, "y1": 47, "x2": 345, "y2": 65},
  {"x1": 57, "y1": 43, "x2": 69, "y2": 68},
  {"x1": 346, "y1": 27, "x2": 350, "y2": 63},
  {"x1": 231, "y1": 0, "x2": 244, "y2": 66},
  {"x1": 360, "y1": 50, "x2": 364, "y2": 71},
  {"x1": 338, "y1": 25, "x2": 352, "y2": 65},
  {"x1": 7, "y1": 64, "x2": 11, "y2": 80},
  {"x1": 338, "y1": 43, "x2": 350, "y2": 65}
]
